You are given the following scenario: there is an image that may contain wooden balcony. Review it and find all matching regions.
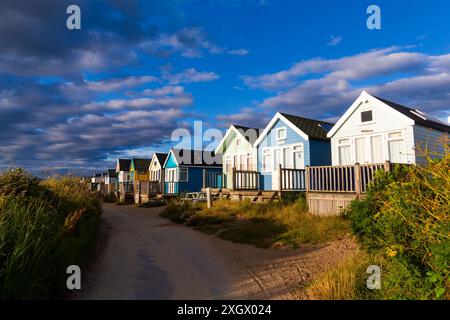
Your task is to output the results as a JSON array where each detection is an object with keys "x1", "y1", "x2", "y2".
[{"x1": 306, "y1": 161, "x2": 392, "y2": 215}]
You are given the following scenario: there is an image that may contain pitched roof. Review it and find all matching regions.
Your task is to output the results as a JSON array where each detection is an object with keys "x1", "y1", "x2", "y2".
[
  {"x1": 154, "y1": 153, "x2": 168, "y2": 166},
  {"x1": 278, "y1": 113, "x2": 335, "y2": 140},
  {"x1": 373, "y1": 96, "x2": 450, "y2": 133},
  {"x1": 215, "y1": 124, "x2": 262, "y2": 153},
  {"x1": 117, "y1": 159, "x2": 131, "y2": 171},
  {"x1": 170, "y1": 149, "x2": 222, "y2": 167},
  {"x1": 132, "y1": 158, "x2": 151, "y2": 171}
]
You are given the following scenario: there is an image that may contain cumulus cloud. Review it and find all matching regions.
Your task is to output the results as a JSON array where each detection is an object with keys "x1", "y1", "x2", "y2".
[
  {"x1": 140, "y1": 27, "x2": 224, "y2": 58},
  {"x1": 216, "y1": 107, "x2": 271, "y2": 129},
  {"x1": 162, "y1": 68, "x2": 220, "y2": 84},
  {"x1": 240, "y1": 47, "x2": 450, "y2": 121},
  {"x1": 85, "y1": 75, "x2": 159, "y2": 91}
]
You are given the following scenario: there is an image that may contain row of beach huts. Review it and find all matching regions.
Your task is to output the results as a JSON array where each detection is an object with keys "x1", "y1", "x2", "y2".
[{"x1": 90, "y1": 91, "x2": 449, "y2": 215}]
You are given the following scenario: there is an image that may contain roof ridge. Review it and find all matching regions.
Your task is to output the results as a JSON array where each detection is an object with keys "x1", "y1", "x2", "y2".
[{"x1": 279, "y1": 112, "x2": 335, "y2": 125}]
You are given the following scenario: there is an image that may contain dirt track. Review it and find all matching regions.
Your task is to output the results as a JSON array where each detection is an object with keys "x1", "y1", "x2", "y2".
[{"x1": 73, "y1": 203, "x2": 357, "y2": 300}]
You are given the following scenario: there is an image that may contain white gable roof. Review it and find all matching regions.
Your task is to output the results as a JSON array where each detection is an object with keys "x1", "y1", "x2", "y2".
[
  {"x1": 214, "y1": 125, "x2": 255, "y2": 154},
  {"x1": 327, "y1": 91, "x2": 414, "y2": 138}
]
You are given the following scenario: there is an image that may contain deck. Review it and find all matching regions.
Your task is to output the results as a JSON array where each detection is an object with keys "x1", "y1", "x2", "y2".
[{"x1": 202, "y1": 161, "x2": 395, "y2": 215}]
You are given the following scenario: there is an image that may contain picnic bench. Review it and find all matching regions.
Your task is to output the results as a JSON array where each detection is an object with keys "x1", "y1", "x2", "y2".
[{"x1": 179, "y1": 192, "x2": 207, "y2": 205}]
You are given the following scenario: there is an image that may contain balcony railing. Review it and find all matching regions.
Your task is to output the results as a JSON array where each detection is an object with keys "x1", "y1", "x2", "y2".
[{"x1": 307, "y1": 161, "x2": 391, "y2": 194}]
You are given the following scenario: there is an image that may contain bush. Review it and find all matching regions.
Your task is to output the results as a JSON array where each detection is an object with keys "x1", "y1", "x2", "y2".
[
  {"x1": 103, "y1": 192, "x2": 117, "y2": 203},
  {"x1": 345, "y1": 145, "x2": 450, "y2": 299},
  {"x1": 0, "y1": 168, "x2": 101, "y2": 299}
]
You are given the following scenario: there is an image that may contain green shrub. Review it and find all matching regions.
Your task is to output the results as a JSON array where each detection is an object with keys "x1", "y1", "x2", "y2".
[
  {"x1": 345, "y1": 145, "x2": 450, "y2": 299},
  {"x1": 0, "y1": 168, "x2": 101, "y2": 299}
]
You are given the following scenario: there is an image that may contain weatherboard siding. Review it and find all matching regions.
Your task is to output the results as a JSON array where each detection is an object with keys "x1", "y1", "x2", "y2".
[
  {"x1": 309, "y1": 139, "x2": 332, "y2": 166},
  {"x1": 413, "y1": 124, "x2": 448, "y2": 165},
  {"x1": 257, "y1": 118, "x2": 310, "y2": 191},
  {"x1": 330, "y1": 97, "x2": 416, "y2": 165},
  {"x1": 163, "y1": 151, "x2": 221, "y2": 194},
  {"x1": 222, "y1": 130, "x2": 257, "y2": 188}
]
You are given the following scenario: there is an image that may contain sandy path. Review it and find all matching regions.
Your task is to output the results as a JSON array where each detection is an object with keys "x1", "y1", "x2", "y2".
[{"x1": 73, "y1": 203, "x2": 357, "y2": 300}]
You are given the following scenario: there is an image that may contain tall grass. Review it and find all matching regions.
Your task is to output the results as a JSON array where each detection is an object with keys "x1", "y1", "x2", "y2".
[
  {"x1": 162, "y1": 195, "x2": 350, "y2": 248},
  {"x1": 0, "y1": 168, "x2": 101, "y2": 299}
]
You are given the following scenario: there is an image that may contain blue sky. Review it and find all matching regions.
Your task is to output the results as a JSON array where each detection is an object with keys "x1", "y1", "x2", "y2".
[{"x1": 0, "y1": 0, "x2": 449, "y2": 174}]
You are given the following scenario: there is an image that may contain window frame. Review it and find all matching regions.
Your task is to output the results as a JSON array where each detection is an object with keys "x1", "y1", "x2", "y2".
[
  {"x1": 179, "y1": 167, "x2": 189, "y2": 182},
  {"x1": 276, "y1": 127, "x2": 287, "y2": 141},
  {"x1": 262, "y1": 148, "x2": 272, "y2": 173},
  {"x1": 360, "y1": 109, "x2": 375, "y2": 124}
]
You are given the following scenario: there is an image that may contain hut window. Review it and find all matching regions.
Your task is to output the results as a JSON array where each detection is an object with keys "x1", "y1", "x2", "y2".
[
  {"x1": 338, "y1": 139, "x2": 352, "y2": 165},
  {"x1": 247, "y1": 153, "x2": 255, "y2": 171},
  {"x1": 262, "y1": 149, "x2": 272, "y2": 172},
  {"x1": 240, "y1": 154, "x2": 246, "y2": 170},
  {"x1": 225, "y1": 157, "x2": 232, "y2": 173},
  {"x1": 293, "y1": 145, "x2": 303, "y2": 169},
  {"x1": 361, "y1": 110, "x2": 373, "y2": 123},
  {"x1": 179, "y1": 168, "x2": 189, "y2": 182},
  {"x1": 235, "y1": 138, "x2": 242, "y2": 146},
  {"x1": 276, "y1": 127, "x2": 287, "y2": 141}
]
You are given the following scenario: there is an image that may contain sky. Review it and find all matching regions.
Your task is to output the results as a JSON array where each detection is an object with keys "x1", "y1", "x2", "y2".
[{"x1": 0, "y1": 0, "x2": 449, "y2": 175}]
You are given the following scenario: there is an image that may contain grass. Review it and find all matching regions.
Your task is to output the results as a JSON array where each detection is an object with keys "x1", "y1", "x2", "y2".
[
  {"x1": 306, "y1": 251, "x2": 380, "y2": 299},
  {"x1": 0, "y1": 168, "x2": 101, "y2": 299},
  {"x1": 161, "y1": 195, "x2": 350, "y2": 248}
]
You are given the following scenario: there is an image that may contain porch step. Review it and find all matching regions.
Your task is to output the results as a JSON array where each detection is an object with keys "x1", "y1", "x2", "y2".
[{"x1": 251, "y1": 191, "x2": 280, "y2": 203}]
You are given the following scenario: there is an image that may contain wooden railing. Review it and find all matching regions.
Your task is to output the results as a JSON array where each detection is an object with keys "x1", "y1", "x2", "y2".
[
  {"x1": 307, "y1": 161, "x2": 391, "y2": 194},
  {"x1": 138, "y1": 181, "x2": 162, "y2": 195},
  {"x1": 232, "y1": 168, "x2": 259, "y2": 190},
  {"x1": 279, "y1": 166, "x2": 306, "y2": 191},
  {"x1": 202, "y1": 170, "x2": 223, "y2": 189},
  {"x1": 119, "y1": 182, "x2": 133, "y2": 194}
]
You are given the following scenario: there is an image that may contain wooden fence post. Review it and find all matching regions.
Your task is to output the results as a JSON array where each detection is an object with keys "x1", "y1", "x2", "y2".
[
  {"x1": 354, "y1": 163, "x2": 361, "y2": 196},
  {"x1": 202, "y1": 169, "x2": 206, "y2": 189},
  {"x1": 160, "y1": 169, "x2": 165, "y2": 195},
  {"x1": 232, "y1": 167, "x2": 236, "y2": 190},
  {"x1": 138, "y1": 180, "x2": 142, "y2": 204},
  {"x1": 384, "y1": 160, "x2": 391, "y2": 172},
  {"x1": 278, "y1": 164, "x2": 282, "y2": 192},
  {"x1": 305, "y1": 166, "x2": 310, "y2": 192},
  {"x1": 206, "y1": 187, "x2": 212, "y2": 208}
]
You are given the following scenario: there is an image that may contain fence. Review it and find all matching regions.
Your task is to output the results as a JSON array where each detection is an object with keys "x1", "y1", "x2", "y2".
[
  {"x1": 279, "y1": 166, "x2": 306, "y2": 191},
  {"x1": 136, "y1": 181, "x2": 162, "y2": 195},
  {"x1": 232, "y1": 168, "x2": 259, "y2": 190},
  {"x1": 202, "y1": 170, "x2": 223, "y2": 189},
  {"x1": 306, "y1": 161, "x2": 390, "y2": 194},
  {"x1": 119, "y1": 182, "x2": 133, "y2": 194}
]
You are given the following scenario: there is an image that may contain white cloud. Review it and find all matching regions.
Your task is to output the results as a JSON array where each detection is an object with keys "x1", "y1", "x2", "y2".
[
  {"x1": 327, "y1": 35, "x2": 342, "y2": 46},
  {"x1": 140, "y1": 27, "x2": 224, "y2": 59},
  {"x1": 228, "y1": 48, "x2": 249, "y2": 56},
  {"x1": 85, "y1": 75, "x2": 159, "y2": 91},
  {"x1": 162, "y1": 68, "x2": 219, "y2": 85},
  {"x1": 237, "y1": 47, "x2": 450, "y2": 121}
]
